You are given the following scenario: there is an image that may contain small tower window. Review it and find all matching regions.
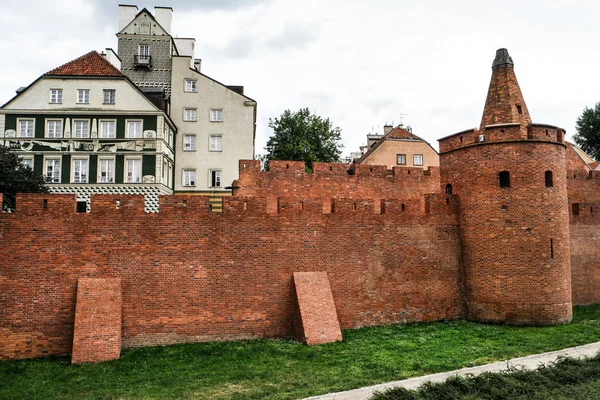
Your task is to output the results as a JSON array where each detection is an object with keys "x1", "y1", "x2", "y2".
[
  {"x1": 499, "y1": 171, "x2": 510, "y2": 188},
  {"x1": 516, "y1": 105, "x2": 523, "y2": 115},
  {"x1": 545, "y1": 171, "x2": 553, "y2": 187},
  {"x1": 572, "y1": 203, "x2": 580, "y2": 216},
  {"x1": 445, "y1": 184, "x2": 453, "y2": 195}
]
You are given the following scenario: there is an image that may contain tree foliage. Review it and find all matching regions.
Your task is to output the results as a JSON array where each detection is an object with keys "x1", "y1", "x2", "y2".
[
  {"x1": 264, "y1": 108, "x2": 343, "y2": 170},
  {"x1": 574, "y1": 102, "x2": 600, "y2": 161},
  {"x1": 0, "y1": 146, "x2": 47, "y2": 210}
]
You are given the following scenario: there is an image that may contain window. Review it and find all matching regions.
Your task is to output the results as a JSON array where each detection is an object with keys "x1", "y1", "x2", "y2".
[
  {"x1": 73, "y1": 120, "x2": 89, "y2": 138},
  {"x1": 45, "y1": 159, "x2": 60, "y2": 183},
  {"x1": 183, "y1": 135, "x2": 196, "y2": 151},
  {"x1": 445, "y1": 184, "x2": 453, "y2": 195},
  {"x1": 49, "y1": 89, "x2": 62, "y2": 104},
  {"x1": 413, "y1": 154, "x2": 423, "y2": 166},
  {"x1": 572, "y1": 203, "x2": 580, "y2": 216},
  {"x1": 98, "y1": 158, "x2": 115, "y2": 183},
  {"x1": 499, "y1": 171, "x2": 510, "y2": 188},
  {"x1": 210, "y1": 109, "x2": 223, "y2": 122},
  {"x1": 18, "y1": 119, "x2": 34, "y2": 137},
  {"x1": 72, "y1": 159, "x2": 88, "y2": 183},
  {"x1": 184, "y1": 108, "x2": 197, "y2": 122},
  {"x1": 125, "y1": 159, "x2": 141, "y2": 183},
  {"x1": 545, "y1": 170, "x2": 553, "y2": 188},
  {"x1": 185, "y1": 79, "x2": 197, "y2": 92},
  {"x1": 20, "y1": 158, "x2": 33, "y2": 169},
  {"x1": 516, "y1": 105, "x2": 523, "y2": 115},
  {"x1": 77, "y1": 89, "x2": 90, "y2": 104},
  {"x1": 210, "y1": 135, "x2": 222, "y2": 151},
  {"x1": 183, "y1": 169, "x2": 196, "y2": 186},
  {"x1": 76, "y1": 201, "x2": 87, "y2": 213},
  {"x1": 100, "y1": 120, "x2": 116, "y2": 138},
  {"x1": 46, "y1": 120, "x2": 63, "y2": 138},
  {"x1": 103, "y1": 89, "x2": 116, "y2": 104},
  {"x1": 139, "y1": 45, "x2": 150, "y2": 60},
  {"x1": 210, "y1": 169, "x2": 221, "y2": 187},
  {"x1": 397, "y1": 154, "x2": 406, "y2": 165},
  {"x1": 126, "y1": 120, "x2": 142, "y2": 138}
]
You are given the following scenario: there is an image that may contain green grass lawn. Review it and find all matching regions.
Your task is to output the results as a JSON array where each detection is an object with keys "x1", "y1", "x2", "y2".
[
  {"x1": 2, "y1": 305, "x2": 600, "y2": 400},
  {"x1": 371, "y1": 354, "x2": 600, "y2": 400}
]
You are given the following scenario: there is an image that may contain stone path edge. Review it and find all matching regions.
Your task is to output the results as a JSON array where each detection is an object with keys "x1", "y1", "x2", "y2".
[{"x1": 303, "y1": 341, "x2": 600, "y2": 400}]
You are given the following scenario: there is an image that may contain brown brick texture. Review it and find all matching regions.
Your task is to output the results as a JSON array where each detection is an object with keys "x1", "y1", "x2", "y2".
[
  {"x1": 72, "y1": 278, "x2": 122, "y2": 364},
  {"x1": 440, "y1": 133, "x2": 572, "y2": 325},
  {"x1": 0, "y1": 189, "x2": 461, "y2": 360},
  {"x1": 293, "y1": 272, "x2": 342, "y2": 345}
]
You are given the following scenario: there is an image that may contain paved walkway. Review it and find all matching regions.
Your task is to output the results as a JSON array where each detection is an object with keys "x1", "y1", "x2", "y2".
[{"x1": 303, "y1": 341, "x2": 600, "y2": 400}]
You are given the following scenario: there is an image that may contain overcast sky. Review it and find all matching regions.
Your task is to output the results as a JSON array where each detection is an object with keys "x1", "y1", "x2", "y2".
[{"x1": 3, "y1": 0, "x2": 600, "y2": 158}]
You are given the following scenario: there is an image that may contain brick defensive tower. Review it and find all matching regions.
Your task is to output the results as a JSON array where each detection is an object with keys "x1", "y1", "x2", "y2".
[{"x1": 438, "y1": 49, "x2": 572, "y2": 325}]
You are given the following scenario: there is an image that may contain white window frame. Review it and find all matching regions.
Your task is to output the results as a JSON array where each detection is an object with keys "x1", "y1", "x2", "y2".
[
  {"x1": 183, "y1": 108, "x2": 197, "y2": 122},
  {"x1": 209, "y1": 135, "x2": 222, "y2": 152},
  {"x1": 49, "y1": 89, "x2": 63, "y2": 104},
  {"x1": 397, "y1": 154, "x2": 406, "y2": 165},
  {"x1": 103, "y1": 89, "x2": 116, "y2": 104},
  {"x1": 46, "y1": 119, "x2": 63, "y2": 138},
  {"x1": 126, "y1": 120, "x2": 143, "y2": 138},
  {"x1": 77, "y1": 89, "x2": 90, "y2": 104},
  {"x1": 45, "y1": 157, "x2": 61, "y2": 183},
  {"x1": 184, "y1": 79, "x2": 197, "y2": 93},
  {"x1": 183, "y1": 134, "x2": 196, "y2": 151},
  {"x1": 98, "y1": 157, "x2": 115, "y2": 183},
  {"x1": 71, "y1": 158, "x2": 89, "y2": 183},
  {"x1": 99, "y1": 119, "x2": 117, "y2": 138},
  {"x1": 413, "y1": 154, "x2": 423, "y2": 166},
  {"x1": 210, "y1": 108, "x2": 223, "y2": 122},
  {"x1": 125, "y1": 157, "x2": 142, "y2": 183},
  {"x1": 20, "y1": 157, "x2": 34, "y2": 169},
  {"x1": 18, "y1": 118, "x2": 35, "y2": 138},
  {"x1": 73, "y1": 119, "x2": 90, "y2": 138},
  {"x1": 139, "y1": 44, "x2": 150, "y2": 60},
  {"x1": 209, "y1": 169, "x2": 222, "y2": 188},
  {"x1": 183, "y1": 169, "x2": 196, "y2": 187}
]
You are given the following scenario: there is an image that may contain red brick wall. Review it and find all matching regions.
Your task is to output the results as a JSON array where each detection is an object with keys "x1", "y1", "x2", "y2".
[
  {"x1": 0, "y1": 191, "x2": 461, "y2": 360},
  {"x1": 440, "y1": 137, "x2": 572, "y2": 325},
  {"x1": 293, "y1": 272, "x2": 342, "y2": 345},
  {"x1": 72, "y1": 278, "x2": 122, "y2": 364}
]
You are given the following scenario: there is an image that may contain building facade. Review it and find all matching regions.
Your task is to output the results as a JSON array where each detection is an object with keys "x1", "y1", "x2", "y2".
[
  {"x1": 0, "y1": 51, "x2": 176, "y2": 212},
  {"x1": 116, "y1": 5, "x2": 257, "y2": 194}
]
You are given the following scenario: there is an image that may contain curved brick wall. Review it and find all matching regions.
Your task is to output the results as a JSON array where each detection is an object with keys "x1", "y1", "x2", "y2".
[{"x1": 440, "y1": 137, "x2": 572, "y2": 325}]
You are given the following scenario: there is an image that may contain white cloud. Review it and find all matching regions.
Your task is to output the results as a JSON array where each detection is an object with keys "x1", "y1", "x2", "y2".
[{"x1": 3, "y1": 0, "x2": 600, "y2": 157}]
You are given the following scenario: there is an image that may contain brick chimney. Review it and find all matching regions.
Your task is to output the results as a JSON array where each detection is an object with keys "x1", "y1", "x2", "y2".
[
  {"x1": 480, "y1": 48, "x2": 531, "y2": 130},
  {"x1": 383, "y1": 124, "x2": 394, "y2": 135}
]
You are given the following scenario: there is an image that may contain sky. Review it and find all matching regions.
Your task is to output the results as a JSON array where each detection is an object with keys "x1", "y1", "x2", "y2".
[{"x1": 2, "y1": 0, "x2": 600, "y2": 158}]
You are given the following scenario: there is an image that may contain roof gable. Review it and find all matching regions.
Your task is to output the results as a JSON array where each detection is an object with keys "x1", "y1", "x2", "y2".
[
  {"x1": 45, "y1": 51, "x2": 124, "y2": 77},
  {"x1": 118, "y1": 8, "x2": 169, "y2": 36},
  {"x1": 355, "y1": 126, "x2": 430, "y2": 164}
]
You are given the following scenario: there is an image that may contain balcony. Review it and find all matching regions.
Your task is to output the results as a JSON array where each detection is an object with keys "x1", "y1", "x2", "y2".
[{"x1": 134, "y1": 55, "x2": 152, "y2": 69}]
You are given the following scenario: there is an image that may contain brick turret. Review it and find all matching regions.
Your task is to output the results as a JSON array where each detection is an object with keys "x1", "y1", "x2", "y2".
[
  {"x1": 480, "y1": 48, "x2": 531, "y2": 130},
  {"x1": 439, "y1": 49, "x2": 572, "y2": 325}
]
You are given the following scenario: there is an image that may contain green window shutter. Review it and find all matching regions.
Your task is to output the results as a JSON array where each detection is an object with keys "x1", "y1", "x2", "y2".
[
  {"x1": 115, "y1": 155, "x2": 124, "y2": 184},
  {"x1": 89, "y1": 155, "x2": 98, "y2": 184},
  {"x1": 34, "y1": 155, "x2": 44, "y2": 176},
  {"x1": 61, "y1": 155, "x2": 71, "y2": 183},
  {"x1": 142, "y1": 155, "x2": 156, "y2": 177},
  {"x1": 36, "y1": 116, "x2": 44, "y2": 138}
]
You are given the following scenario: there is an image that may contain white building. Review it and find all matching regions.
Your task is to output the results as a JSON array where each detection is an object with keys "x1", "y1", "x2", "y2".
[{"x1": 116, "y1": 5, "x2": 257, "y2": 195}]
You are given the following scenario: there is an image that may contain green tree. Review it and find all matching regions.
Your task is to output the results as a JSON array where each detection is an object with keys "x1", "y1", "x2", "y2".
[
  {"x1": 0, "y1": 146, "x2": 47, "y2": 211},
  {"x1": 264, "y1": 108, "x2": 343, "y2": 170},
  {"x1": 574, "y1": 102, "x2": 600, "y2": 161}
]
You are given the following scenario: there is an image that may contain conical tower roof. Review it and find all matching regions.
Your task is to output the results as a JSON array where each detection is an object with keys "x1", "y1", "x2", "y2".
[{"x1": 480, "y1": 48, "x2": 531, "y2": 130}]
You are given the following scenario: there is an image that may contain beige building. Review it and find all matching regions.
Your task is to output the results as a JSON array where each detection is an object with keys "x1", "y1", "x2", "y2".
[
  {"x1": 116, "y1": 5, "x2": 257, "y2": 195},
  {"x1": 355, "y1": 125, "x2": 439, "y2": 169},
  {"x1": 170, "y1": 55, "x2": 257, "y2": 193}
]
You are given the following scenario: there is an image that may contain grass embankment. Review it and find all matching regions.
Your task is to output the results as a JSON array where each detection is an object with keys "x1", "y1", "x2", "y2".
[
  {"x1": 1, "y1": 305, "x2": 600, "y2": 400},
  {"x1": 372, "y1": 354, "x2": 600, "y2": 400}
]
